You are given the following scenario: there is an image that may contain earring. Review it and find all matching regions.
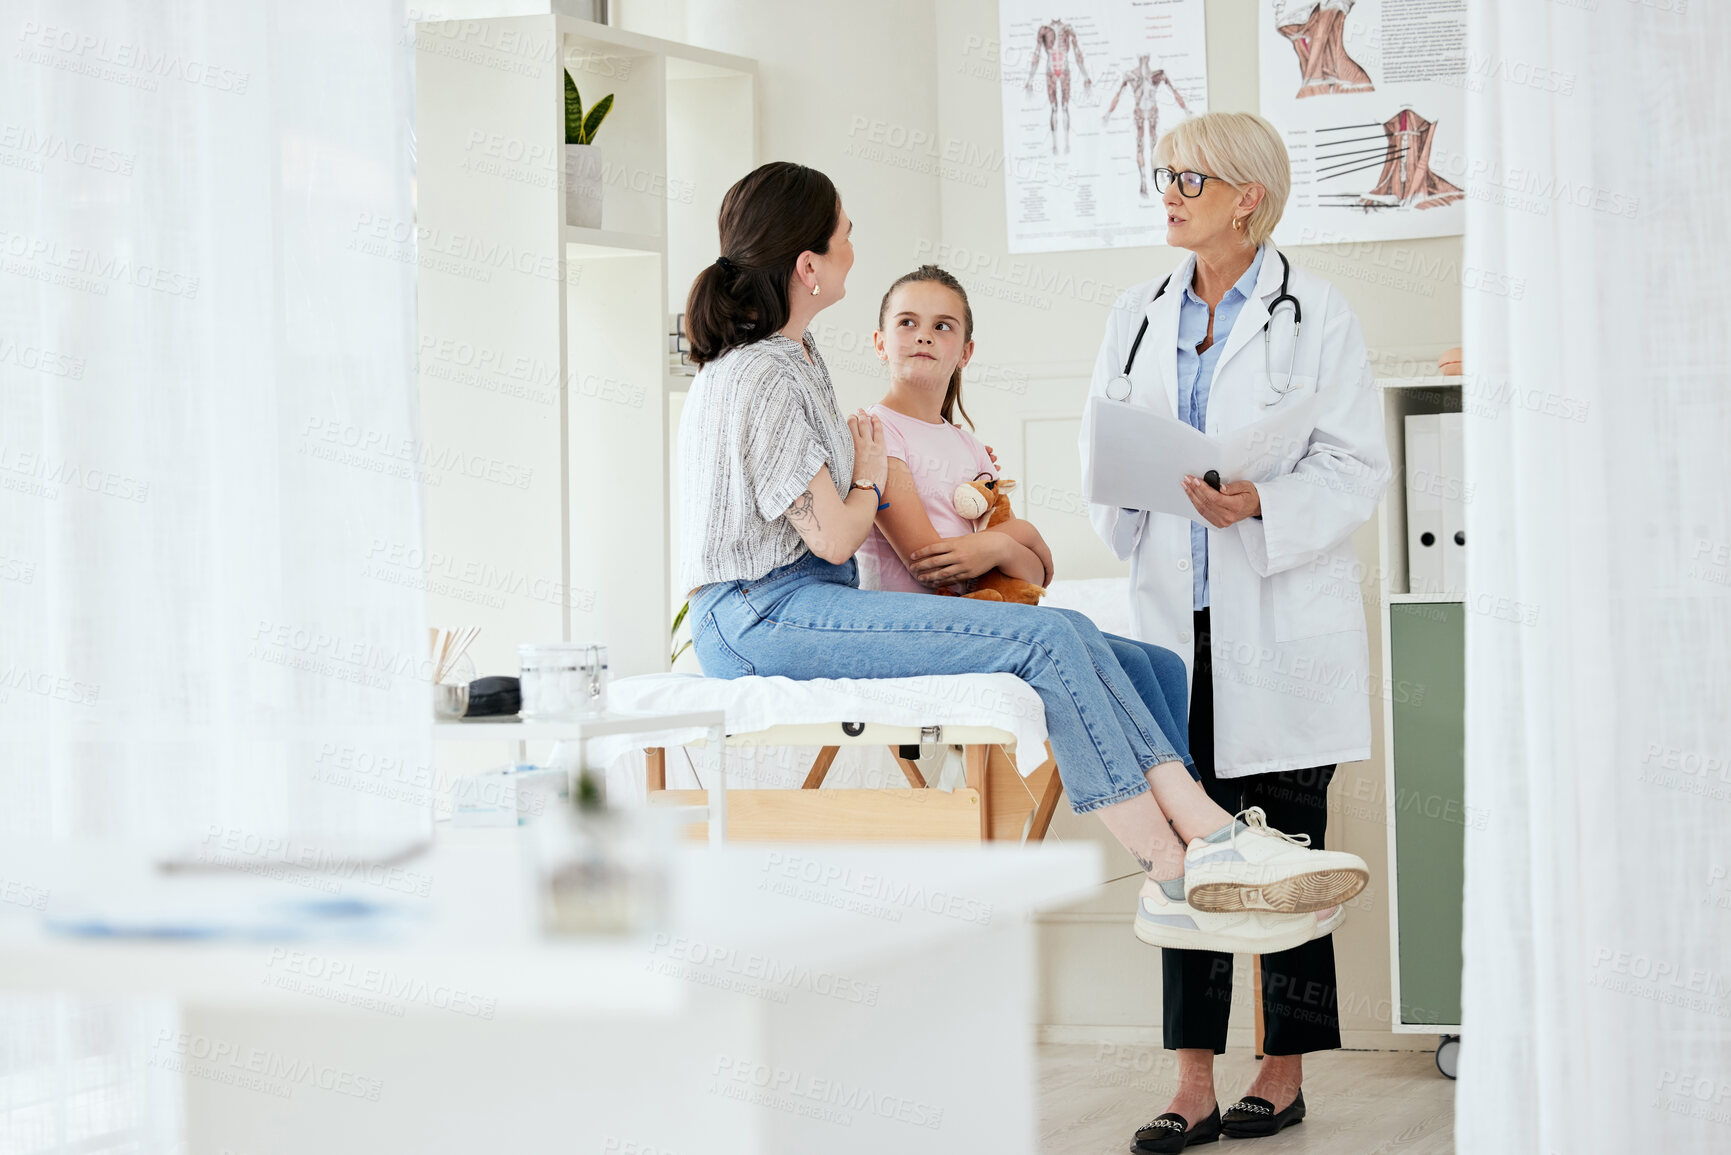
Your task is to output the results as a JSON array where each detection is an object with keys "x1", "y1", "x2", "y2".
[
  {"x1": 811, "y1": 283, "x2": 820, "y2": 296},
  {"x1": 1232, "y1": 217, "x2": 1243, "y2": 231}
]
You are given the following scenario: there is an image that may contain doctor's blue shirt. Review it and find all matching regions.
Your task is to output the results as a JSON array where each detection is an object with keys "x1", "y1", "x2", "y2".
[{"x1": 1176, "y1": 244, "x2": 1265, "y2": 610}]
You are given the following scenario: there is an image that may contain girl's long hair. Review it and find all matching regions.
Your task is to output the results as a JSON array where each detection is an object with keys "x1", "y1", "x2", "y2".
[
  {"x1": 877, "y1": 264, "x2": 976, "y2": 429},
  {"x1": 684, "y1": 162, "x2": 840, "y2": 367}
]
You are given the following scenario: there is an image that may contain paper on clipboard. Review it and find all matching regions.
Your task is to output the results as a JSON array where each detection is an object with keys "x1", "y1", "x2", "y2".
[
  {"x1": 1083, "y1": 399, "x2": 1219, "y2": 525},
  {"x1": 1082, "y1": 395, "x2": 1323, "y2": 527}
]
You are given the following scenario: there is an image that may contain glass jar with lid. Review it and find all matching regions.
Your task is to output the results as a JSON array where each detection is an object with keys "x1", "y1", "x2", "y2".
[{"x1": 517, "y1": 642, "x2": 608, "y2": 720}]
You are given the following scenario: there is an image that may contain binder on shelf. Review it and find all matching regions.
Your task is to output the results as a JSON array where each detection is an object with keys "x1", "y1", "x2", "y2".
[
  {"x1": 1404, "y1": 414, "x2": 1443, "y2": 596},
  {"x1": 1438, "y1": 413, "x2": 1465, "y2": 598}
]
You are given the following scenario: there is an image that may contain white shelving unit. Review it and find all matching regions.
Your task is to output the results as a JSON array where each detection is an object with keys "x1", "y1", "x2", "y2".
[
  {"x1": 1375, "y1": 376, "x2": 1465, "y2": 1076},
  {"x1": 414, "y1": 16, "x2": 755, "y2": 694},
  {"x1": 562, "y1": 226, "x2": 664, "y2": 257}
]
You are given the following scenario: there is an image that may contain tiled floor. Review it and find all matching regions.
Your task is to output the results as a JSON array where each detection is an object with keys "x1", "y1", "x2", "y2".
[{"x1": 1038, "y1": 1045, "x2": 1454, "y2": 1153}]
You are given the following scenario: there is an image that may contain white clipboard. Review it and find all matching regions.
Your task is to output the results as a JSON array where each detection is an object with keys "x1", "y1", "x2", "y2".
[{"x1": 1082, "y1": 395, "x2": 1322, "y2": 527}]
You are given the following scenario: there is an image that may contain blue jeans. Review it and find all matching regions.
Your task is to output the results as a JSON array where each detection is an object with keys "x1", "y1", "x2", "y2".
[
  {"x1": 1102, "y1": 633, "x2": 1195, "y2": 778},
  {"x1": 690, "y1": 553, "x2": 1193, "y2": 812}
]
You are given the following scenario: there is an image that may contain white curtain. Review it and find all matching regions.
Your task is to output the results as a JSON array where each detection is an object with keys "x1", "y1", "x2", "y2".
[
  {"x1": 0, "y1": 0, "x2": 428, "y2": 847},
  {"x1": 0, "y1": 3, "x2": 424, "y2": 1151},
  {"x1": 1461, "y1": 2, "x2": 1731, "y2": 1149}
]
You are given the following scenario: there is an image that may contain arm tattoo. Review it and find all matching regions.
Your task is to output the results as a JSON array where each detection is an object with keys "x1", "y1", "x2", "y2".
[{"x1": 786, "y1": 490, "x2": 820, "y2": 533}]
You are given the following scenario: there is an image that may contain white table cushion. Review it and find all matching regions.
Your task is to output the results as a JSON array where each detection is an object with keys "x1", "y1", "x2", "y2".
[{"x1": 586, "y1": 672, "x2": 1051, "y2": 775}]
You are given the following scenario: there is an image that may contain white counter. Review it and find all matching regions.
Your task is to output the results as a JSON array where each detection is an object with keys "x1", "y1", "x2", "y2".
[{"x1": 0, "y1": 828, "x2": 1101, "y2": 1154}]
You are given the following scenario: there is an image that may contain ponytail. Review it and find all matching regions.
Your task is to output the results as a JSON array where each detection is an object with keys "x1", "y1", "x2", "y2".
[
  {"x1": 684, "y1": 162, "x2": 840, "y2": 367},
  {"x1": 940, "y1": 365, "x2": 973, "y2": 431}
]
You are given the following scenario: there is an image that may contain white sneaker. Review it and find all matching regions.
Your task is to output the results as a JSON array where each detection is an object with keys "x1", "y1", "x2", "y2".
[
  {"x1": 1315, "y1": 905, "x2": 1345, "y2": 936},
  {"x1": 1184, "y1": 807, "x2": 1369, "y2": 915},
  {"x1": 1133, "y1": 878, "x2": 1320, "y2": 954}
]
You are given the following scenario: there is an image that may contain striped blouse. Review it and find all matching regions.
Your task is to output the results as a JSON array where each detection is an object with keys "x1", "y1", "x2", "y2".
[{"x1": 677, "y1": 332, "x2": 854, "y2": 590}]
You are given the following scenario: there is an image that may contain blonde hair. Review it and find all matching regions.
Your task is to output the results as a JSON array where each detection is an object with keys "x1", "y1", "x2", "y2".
[{"x1": 1154, "y1": 112, "x2": 1290, "y2": 248}]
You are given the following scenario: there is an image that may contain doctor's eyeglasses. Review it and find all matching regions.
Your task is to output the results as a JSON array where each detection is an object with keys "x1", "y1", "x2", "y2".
[{"x1": 1153, "y1": 168, "x2": 1226, "y2": 198}]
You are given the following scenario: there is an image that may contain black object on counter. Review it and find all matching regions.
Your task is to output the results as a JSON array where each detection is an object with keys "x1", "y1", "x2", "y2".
[{"x1": 466, "y1": 675, "x2": 521, "y2": 717}]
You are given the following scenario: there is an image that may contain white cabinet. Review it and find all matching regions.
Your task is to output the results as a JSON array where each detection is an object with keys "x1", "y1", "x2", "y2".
[
  {"x1": 414, "y1": 15, "x2": 755, "y2": 681},
  {"x1": 1376, "y1": 378, "x2": 1466, "y2": 1049}
]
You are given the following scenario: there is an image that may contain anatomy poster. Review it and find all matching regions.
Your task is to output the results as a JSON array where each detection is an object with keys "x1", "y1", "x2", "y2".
[
  {"x1": 1259, "y1": 0, "x2": 1467, "y2": 245},
  {"x1": 999, "y1": 0, "x2": 1208, "y2": 254}
]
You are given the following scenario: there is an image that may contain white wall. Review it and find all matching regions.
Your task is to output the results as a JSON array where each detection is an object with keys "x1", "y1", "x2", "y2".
[
  {"x1": 625, "y1": 0, "x2": 1464, "y2": 1049},
  {"x1": 622, "y1": 0, "x2": 945, "y2": 416}
]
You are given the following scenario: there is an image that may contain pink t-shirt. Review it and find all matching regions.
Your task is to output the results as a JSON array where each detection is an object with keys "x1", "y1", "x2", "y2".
[{"x1": 856, "y1": 403, "x2": 999, "y2": 594}]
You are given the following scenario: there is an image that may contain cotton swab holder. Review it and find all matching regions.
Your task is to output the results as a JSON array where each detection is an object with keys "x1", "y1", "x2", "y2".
[{"x1": 430, "y1": 627, "x2": 480, "y2": 719}]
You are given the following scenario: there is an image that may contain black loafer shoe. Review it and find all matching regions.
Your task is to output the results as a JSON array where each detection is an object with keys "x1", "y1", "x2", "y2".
[
  {"x1": 1133, "y1": 1104, "x2": 1221, "y2": 1152},
  {"x1": 1221, "y1": 1089, "x2": 1305, "y2": 1137}
]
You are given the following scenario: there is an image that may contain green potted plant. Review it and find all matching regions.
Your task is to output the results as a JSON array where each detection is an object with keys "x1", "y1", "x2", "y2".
[
  {"x1": 669, "y1": 599, "x2": 705, "y2": 672},
  {"x1": 564, "y1": 70, "x2": 614, "y2": 228}
]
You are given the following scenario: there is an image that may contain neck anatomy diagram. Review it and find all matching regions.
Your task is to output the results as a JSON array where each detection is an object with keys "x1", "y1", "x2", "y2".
[
  {"x1": 1103, "y1": 55, "x2": 1191, "y2": 199},
  {"x1": 1276, "y1": 0, "x2": 1374, "y2": 99},
  {"x1": 1313, "y1": 108, "x2": 1465, "y2": 213},
  {"x1": 1024, "y1": 18, "x2": 1093, "y2": 155},
  {"x1": 1358, "y1": 108, "x2": 1463, "y2": 210}
]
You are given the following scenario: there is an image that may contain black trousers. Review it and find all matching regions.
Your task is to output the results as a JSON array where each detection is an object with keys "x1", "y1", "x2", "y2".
[{"x1": 1161, "y1": 608, "x2": 1342, "y2": 1056}]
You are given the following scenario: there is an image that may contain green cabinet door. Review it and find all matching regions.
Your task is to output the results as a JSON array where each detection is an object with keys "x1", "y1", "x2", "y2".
[{"x1": 1390, "y1": 602, "x2": 1465, "y2": 1026}]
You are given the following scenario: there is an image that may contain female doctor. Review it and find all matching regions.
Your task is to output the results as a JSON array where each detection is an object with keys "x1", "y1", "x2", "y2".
[{"x1": 1080, "y1": 112, "x2": 1390, "y2": 1149}]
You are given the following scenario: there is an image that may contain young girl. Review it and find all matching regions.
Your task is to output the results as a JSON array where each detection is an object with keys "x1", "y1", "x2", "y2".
[
  {"x1": 858, "y1": 265, "x2": 1195, "y2": 783},
  {"x1": 854, "y1": 267, "x2": 1041, "y2": 597}
]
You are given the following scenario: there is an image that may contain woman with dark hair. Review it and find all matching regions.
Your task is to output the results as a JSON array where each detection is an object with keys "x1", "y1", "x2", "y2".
[{"x1": 677, "y1": 162, "x2": 1367, "y2": 977}]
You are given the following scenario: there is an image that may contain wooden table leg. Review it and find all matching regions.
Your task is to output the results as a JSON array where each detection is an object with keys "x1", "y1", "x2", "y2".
[
  {"x1": 964, "y1": 745, "x2": 991, "y2": 841},
  {"x1": 801, "y1": 746, "x2": 840, "y2": 789},
  {"x1": 891, "y1": 748, "x2": 927, "y2": 788},
  {"x1": 1252, "y1": 954, "x2": 1266, "y2": 1058},
  {"x1": 1025, "y1": 746, "x2": 1064, "y2": 843},
  {"x1": 645, "y1": 747, "x2": 666, "y2": 792}
]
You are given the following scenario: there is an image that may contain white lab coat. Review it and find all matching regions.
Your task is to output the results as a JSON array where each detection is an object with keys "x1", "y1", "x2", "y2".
[{"x1": 1080, "y1": 248, "x2": 1390, "y2": 778}]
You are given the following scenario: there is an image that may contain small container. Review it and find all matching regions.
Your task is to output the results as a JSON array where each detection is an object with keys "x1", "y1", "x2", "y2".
[
  {"x1": 517, "y1": 642, "x2": 608, "y2": 721},
  {"x1": 433, "y1": 682, "x2": 470, "y2": 720},
  {"x1": 433, "y1": 651, "x2": 475, "y2": 720}
]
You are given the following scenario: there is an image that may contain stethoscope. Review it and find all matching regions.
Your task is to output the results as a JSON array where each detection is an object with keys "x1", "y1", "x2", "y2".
[{"x1": 1106, "y1": 251, "x2": 1302, "y2": 404}]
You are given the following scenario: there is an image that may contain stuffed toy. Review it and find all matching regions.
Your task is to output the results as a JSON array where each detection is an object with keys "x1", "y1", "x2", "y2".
[{"x1": 939, "y1": 477, "x2": 1046, "y2": 605}]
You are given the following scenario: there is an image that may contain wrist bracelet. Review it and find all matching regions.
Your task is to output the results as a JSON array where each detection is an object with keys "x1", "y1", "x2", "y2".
[{"x1": 852, "y1": 479, "x2": 888, "y2": 511}]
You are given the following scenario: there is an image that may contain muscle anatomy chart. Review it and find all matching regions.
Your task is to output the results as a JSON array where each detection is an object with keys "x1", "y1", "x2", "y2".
[
  {"x1": 1276, "y1": 0, "x2": 1374, "y2": 98},
  {"x1": 1024, "y1": 18, "x2": 1093, "y2": 155},
  {"x1": 1000, "y1": 0, "x2": 1207, "y2": 253},
  {"x1": 1103, "y1": 56, "x2": 1191, "y2": 199},
  {"x1": 1259, "y1": 0, "x2": 1465, "y2": 242}
]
